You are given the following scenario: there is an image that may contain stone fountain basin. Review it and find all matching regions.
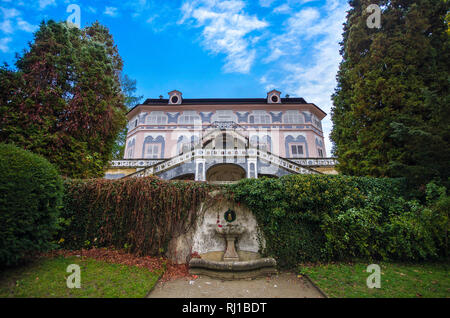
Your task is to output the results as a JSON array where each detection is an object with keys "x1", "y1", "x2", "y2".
[
  {"x1": 189, "y1": 251, "x2": 277, "y2": 279},
  {"x1": 215, "y1": 224, "x2": 245, "y2": 236}
]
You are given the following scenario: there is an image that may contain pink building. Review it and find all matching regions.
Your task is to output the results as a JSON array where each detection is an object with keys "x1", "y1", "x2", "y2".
[{"x1": 107, "y1": 90, "x2": 337, "y2": 181}]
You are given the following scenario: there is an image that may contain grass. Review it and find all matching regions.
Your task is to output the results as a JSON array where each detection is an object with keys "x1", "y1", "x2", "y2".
[
  {"x1": 300, "y1": 262, "x2": 449, "y2": 298},
  {"x1": 0, "y1": 256, "x2": 162, "y2": 298}
]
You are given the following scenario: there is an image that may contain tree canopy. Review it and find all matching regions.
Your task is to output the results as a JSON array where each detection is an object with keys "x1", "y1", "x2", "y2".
[
  {"x1": 331, "y1": 0, "x2": 450, "y2": 189},
  {"x1": 0, "y1": 21, "x2": 127, "y2": 178}
]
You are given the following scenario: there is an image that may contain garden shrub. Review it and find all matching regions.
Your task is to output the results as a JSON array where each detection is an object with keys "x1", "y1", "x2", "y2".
[
  {"x1": 59, "y1": 177, "x2": 214, "y2": 256},
  {"x1": 58, "y1": 173, "x2": 447, "y2": 268},
  {"x1": 0, "y1": 143, "x2": 63, "y2": 266},
  {"x1": 228, "y1": 175, "x2": 447, "y2": 268}
]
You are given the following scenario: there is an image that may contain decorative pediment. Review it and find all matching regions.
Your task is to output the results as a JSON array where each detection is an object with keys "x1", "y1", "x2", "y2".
[
  {"x1": 267, "y1": 89, "x2": 281, "y2": 104},
  {"x1": 168, "y1": 90, "x2": 182, "y2": 104}
]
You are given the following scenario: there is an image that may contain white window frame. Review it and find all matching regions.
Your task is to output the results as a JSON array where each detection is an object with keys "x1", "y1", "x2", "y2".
[
  {"x1": 283, "y1": 111, "x2": 304, "y2": 124},
  {"x1": 317, "y1": 148, "x2": 324, "y2": 158},
  {"x1": 179, "y1": 111, "x2": 201, "y2": 124},
  {"x1": 146, "y1": 112, "x2": 167, "y2": 125},
  {"x1": 144, "y1": 143, "x2": 161, "y2": 159},
  {"x1": 290, "y1": 143, "x2": 305, "y2": 158},
  {"x1": 250, "y1": 110, "x2": 271, "y2": 124},
  {"x1": 126, "y1": 142, "x2": 135, "y2": 159}
]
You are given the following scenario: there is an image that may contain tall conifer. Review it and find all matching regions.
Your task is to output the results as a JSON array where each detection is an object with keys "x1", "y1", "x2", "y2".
[{"x1": 331, "y1": 0, "x2": 449, "y2": 188}]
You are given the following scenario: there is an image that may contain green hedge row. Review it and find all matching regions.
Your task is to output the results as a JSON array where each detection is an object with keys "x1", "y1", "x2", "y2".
[
  {"x1": 58, "y1": 177, "x2": 214, "y2": 256},
  {"x1": 58, "y1": 174, "x2": 448, "y2": 267},
  {"x1": 0, "y1": 143, "x2": 63, "y2": 266},
  {"x1": 228, "y1": 175, "x2": 448, "y2": 268}
]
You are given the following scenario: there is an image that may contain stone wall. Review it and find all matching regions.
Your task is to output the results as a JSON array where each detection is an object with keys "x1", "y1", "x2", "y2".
[{"x1": 166, "y1": 193, "x2": 265, "y2": 264}]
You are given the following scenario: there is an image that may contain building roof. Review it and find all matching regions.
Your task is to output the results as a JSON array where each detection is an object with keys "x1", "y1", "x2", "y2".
[
  {"x1": 126, "y1": 97, "x2": 327, "y2": 118},
  {"x1": 142, "y1": 97, "x2": 307, "y2": 105}
]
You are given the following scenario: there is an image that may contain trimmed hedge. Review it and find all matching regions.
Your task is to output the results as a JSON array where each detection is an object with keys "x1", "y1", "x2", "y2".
[
  {"x1": 0, "y1": 143, "x2": 63, "y2": 266},
  {"x1": 58, "y1": 177, "x2": 214, "y2": 255},
  {"x1": 228, "y1": 175, "x2": 448, "y2": 268},
  {"x1": 57, "y1": 174, "x2": 448, "y2": 268}
]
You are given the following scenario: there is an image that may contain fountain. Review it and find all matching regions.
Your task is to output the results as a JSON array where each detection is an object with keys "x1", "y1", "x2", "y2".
[
  {"x1": 216, "y1": 224, "x2": 245, "y2": 262},
  {"x1": 188, "y1": 207, "x2": 277, "y2": 280}
]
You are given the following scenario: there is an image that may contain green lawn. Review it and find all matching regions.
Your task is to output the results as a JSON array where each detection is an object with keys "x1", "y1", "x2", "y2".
[
  {"x1": 300, "y1": 262, "x2": 449, "y2": 298},
  {"x1": 0, "y1": 256, "x2": 162, "y2": 298}
]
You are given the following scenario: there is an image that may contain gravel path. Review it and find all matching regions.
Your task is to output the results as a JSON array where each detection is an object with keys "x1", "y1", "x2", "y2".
[{"x1": 147, "y1": 272, "x2": 324, "y2": 298}]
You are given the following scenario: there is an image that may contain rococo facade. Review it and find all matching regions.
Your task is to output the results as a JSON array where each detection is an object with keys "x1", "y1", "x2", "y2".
[{"x1": 105, "y1": 89, "x2": 337, "y2": 181}]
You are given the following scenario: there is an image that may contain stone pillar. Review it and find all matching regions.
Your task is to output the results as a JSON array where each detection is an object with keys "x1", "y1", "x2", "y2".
[
  {"x1": 195, "y1": 158, "x2": 206, "y2": 181},
  {"x1": 247, "y1": 158, "x2": 258, "y2": 179},
  {"x1": 223, "y1": 235, "x2": 240, "y2": 262}
]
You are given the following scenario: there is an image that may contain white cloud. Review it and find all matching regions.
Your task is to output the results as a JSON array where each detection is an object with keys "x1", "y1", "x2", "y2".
[
  {"x1": 259, "y1": 0, "x2": 276, "y2": 8},
  {"x1": 0, "y1": 7, "x2": 37, "y2": 35},
  {"x1": 263, "y1": 7, "x2": 320, "y2": 63},
  {"x1": 87, "y1": 6, "x2": 97, "y2": 14},
  {"x1": 39, "y1": 0, "x2": 56, "y2": 10},
  {"x1": 0, "y1": 19, "x2": 12, "y2": 33},
  {"x1": 273, "y1": 4, "x2": 291, "y2": 14},
  {"x1": 1, "y1": 7, "x2": 20, "y2": 19},
  {"x1": 17, "y1": 17, "x2": 37, "y2": 32},
  {"x1": 104, "y1": 6, "x2": 119, "y2": 17},
  {"x1": 179, "y1": 0, "x2": 268, "y2": 74},
  {"x1": 276, "y1": 0, "x2": 349, "y2": 155},
  {"x1": 0, "y1": 36, "x2": 11, "y2": 52}
]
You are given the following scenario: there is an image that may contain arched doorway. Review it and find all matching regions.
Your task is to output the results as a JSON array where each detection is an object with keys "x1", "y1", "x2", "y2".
[{"x1": 206, "y1": 164, "x2": 246, "y2": 182}]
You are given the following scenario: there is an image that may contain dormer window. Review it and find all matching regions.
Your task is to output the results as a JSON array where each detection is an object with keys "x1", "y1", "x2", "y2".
[
  {"x1": 168, "y1": 90, "x2": 182, "y2": 105},
  {"x1": 267, "y1": 89, "x2": 281, "y2": 104}
]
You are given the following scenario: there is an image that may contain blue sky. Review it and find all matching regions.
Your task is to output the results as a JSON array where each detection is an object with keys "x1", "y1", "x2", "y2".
[{"x1": 0, "y1": 0, "x2": 350, "y2": 155}]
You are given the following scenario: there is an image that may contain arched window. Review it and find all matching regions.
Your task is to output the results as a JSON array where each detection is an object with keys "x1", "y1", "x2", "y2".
[
  {"x1": 177, "y1": 135, "x2": 199, "y2": 154},
  {"x1": 312, "y1": 115, "x2": 322, "y2": 129},
  {"x1": 126, "y1": 139, "x2": 135, "y2": 159},
  {"x1": 146, "y1": 112, "x2": 167, "y2": 125},
  {"x1": 249, "y1": 111, "x2": 271, "y2": 124},
  {"x1": 250, "y1": 135, "x2": 271, "y2": 152},
  {"x1": 179, "y1": 111, "x2": 201, "y2": 124},
  {"x1": 283, "y1": 111, "x2": 304, "y2": 124},
  {"x1": 285, "y1": 135, "x2": 308, "y2": 158},
  {"x1": 315, "y1": 138, "x2": 324, "y2": 157},
  {"x1": 142, "y1": 136, "x2": 165, "y2": 158}
]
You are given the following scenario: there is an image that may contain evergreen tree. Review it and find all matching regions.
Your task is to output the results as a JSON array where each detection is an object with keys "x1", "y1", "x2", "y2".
[
  {"x1": 331, "y1": 0, "x2": 450, "y2": 188},
  {"x1": 0, "y1": 21, "x2": 127, "y2": 178}
]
